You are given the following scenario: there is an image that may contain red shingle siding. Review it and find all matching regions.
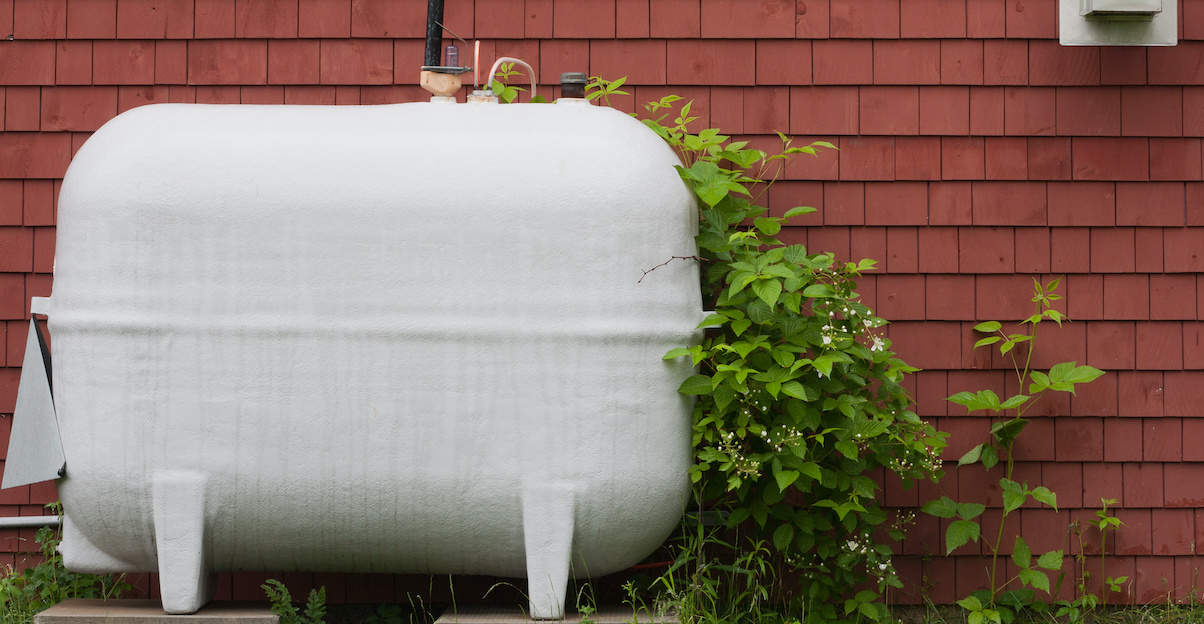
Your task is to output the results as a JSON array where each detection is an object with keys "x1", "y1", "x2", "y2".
[{"x1": 1, "y1": 0, "x2": 1203, "y2": 606}]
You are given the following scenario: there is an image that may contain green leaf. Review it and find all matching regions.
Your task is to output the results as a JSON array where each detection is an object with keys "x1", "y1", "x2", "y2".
[
  {"x1": 1018, "y1": 568, "x2": 1050, "y2": 594},
  {"x1": 662, "y1": 347, "x2": 690, "y2": 360},
  {"x1": 1030, "y1": 486, "x2": 1058, "y2": 510},
  {"x1": 1066, "y1": 365, "x2": 1105, "y2": 385},
  {"x1": 1048, "y1": 361, "x2": 1074, "y2": 382},
  {"x1": 713, "y1": 383, "x2": 735, "y2": 412},
  {"x1": 948, "y1": 390, "x2": 1003, "y2": 413},
  {"x1": 774, "y1": 469, "x2": 799, "y2": 492},
  {"x1": 781, "y1": 381, "x2": 808, "y2": 400},
  {"x1": 1000, "y1": 394, "x2": 1029, "y2": 410},
  {"x1": 1001, "y1": 479, "x2": 1027, "y2": 513},
  {"x1": 991, "y1": 417, "x2": 1028, "y2": 445},
  {"x1": 974, "y1": 321, "x2": 1002, "y2": 333},
  {"x1": 781, "y1": 292, "x2": 802, "y2": 315},
  {"x1": 922, "y1": 496, "x2": 958, "y2": 519},
  {"x1": 727, "y1": 272, "x2": 757, "y2": 299},
  {"x1": 765, "y1": 381, "x2": 781, "y2": 399},
  {"x1": 696, "y1": 231, "x2": 727, "y2": 252},
  {"x1": 1012, "y1": 536, "x2": 1032, "y2": 569},
  {"x1": 697, "y1": 313, "x2": 727, "y2": 328},
  {"x1": 691, "y1": 180, "x2": 733, "y2": 208},
  {"x1": 1037, "y1": 550, "x2": 1063, "y2": 571},
  {"x1": 974, "y1": 336, "x2": 1002, "y2": 348},
  {"x1": 957, "y1": 502, "x2": 986, "y2": 520},
  {"x1": 751, "y1": 279, "x2": 783, "y2": 308},
  {"x1": 783, "y1": 206, "x2": 817, "y2": 219},
  {"x1": 981, "y1": 444, "x2": 999, "y2": 470},
  {"x1": 762, "y1": 264, "x2": 796, "y2": 280},
  {"x1": 947, "y1": 391, "x2": 979, "y2": 408},
  {"x1": 957, "y1": 596, "x2": 983, "y2": 612},
  {"x1": 732, "y1": 340, "x2": 758, "y2": 359},
  {"x1": 772, "y1": 523, "x2": 794, "y2": 551},
  {"x1": 747, "y1": 301, "x2": 774, "y2": 324},
  {"x1": 799, "y1": 461, "x2": 822, "y2": 482},
  {"x1": 731, "y1": 318, "x2": 752, "y2": 336},
  {"x1": 998, "y1": 590, "x2": 1035, "y2": 610},
  {"x1": 802, "y1": 284, "x2": 836, "y2": 298},
  {"x1": 943, "y1": 520, "x2": 982, "y2": 556},
  {"x1": 754, "y1": 217, "x2": 782, "y2": 236},
  {"x1": 782, "y1": 245, "x2": 808, "y2": 264},
  {"x1": 678, "y1": 375, "x2": 712, "y2": 396},
  {"x1": 958, "y1": 443, "x2": 983, "y2": 466}
]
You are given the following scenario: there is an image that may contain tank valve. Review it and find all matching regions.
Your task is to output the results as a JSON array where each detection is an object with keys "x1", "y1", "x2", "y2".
[
  {"x1": 418, "y1": 0, "x2": 471, "y2": 100},
  {"x1": 559, "y1": 72, "x2": 587, "y2": 100},
  {"x1": 420, "y1": 67, "x2": 470, "y2": 99},
  {"x1": 467, "y1": 89, "x2": 499, "y2": 104}
]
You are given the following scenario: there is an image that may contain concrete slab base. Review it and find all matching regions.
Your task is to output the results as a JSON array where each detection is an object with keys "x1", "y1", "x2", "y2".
[
  {"x1": 432, "y1": 605, "x2": 675, "y2": 623},
  {"x1": 34, "y1": 599, "x2": 278, "y2": 624}
]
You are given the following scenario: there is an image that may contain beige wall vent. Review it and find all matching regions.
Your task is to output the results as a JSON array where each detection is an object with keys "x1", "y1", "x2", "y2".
[{"x1": 1061, "y1": 0, "x2": 1177, "y2": 45}]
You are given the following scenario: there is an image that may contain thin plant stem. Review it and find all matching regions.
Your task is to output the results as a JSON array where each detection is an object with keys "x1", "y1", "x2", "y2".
[
  {"x1": 988, "y1": 296, "x2": 1045, "y2": 603},
  {"x1": 1100, "y1": 520, "x2": 1109, "y2": 608}
]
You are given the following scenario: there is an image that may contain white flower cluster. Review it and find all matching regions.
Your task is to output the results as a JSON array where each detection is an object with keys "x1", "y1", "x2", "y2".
[
  {"x1": 820, "y1": 315, "x2": 840, "y2": 346},
  {"x1": 765, "y1": 426, "x2": 805, "y2": 454},
  {"x1": 719, "y1": 430, "x2": 761, "y2": 478},
  {"x1": 871, "y1": 557, "x2": 895, "y2": 579},
  {"x1": 844, "y1": 537, "x2": 872, "y2": 556},
  {"x1": 818, "y1": 301, "x2": 892, "y2": 356},
  {"x1": 924, "y1": 444, "x2": 943, "y2": 471},
  {"x1": 891, "y1": 442, "x2": 943, "y2": 473}
]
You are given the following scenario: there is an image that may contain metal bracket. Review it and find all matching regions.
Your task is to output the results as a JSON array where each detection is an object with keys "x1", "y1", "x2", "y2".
[{"x1": 2, "y1": 314, "x2": 66, "y2": 489}]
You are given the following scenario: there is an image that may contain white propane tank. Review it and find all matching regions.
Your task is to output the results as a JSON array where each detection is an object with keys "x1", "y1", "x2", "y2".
[{"x1": 18, "y1": 102, "x2": 704, "y2": 617}]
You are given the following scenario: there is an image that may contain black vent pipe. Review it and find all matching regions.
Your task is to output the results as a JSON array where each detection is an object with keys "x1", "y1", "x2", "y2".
[{"x1": 424, "y1": 0, "x2": 445, "y2": 67}]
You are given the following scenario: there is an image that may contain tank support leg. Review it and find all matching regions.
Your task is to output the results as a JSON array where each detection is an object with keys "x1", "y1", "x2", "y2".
[
  {"x1": 152, "y1": 471, "x2": 213, "y2": 614},
  {"x1": 521, "y1": 481, "x2": 575, "y2": 620}
]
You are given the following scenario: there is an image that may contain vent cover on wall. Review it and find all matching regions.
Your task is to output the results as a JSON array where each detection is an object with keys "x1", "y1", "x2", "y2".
[
  {"x1": 1081, "y1": 0, "x2": 1161, "y2": 19},
  {"x1": 1060, "y1": 0, "x2": 1177, "y2": 45}
]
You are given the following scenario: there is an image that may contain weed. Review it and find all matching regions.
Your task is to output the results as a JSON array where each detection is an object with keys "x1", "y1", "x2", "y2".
[
  {"x1": 0, "y1": 503, "x2": 132, "y2": 624},
  {"x1": 261, "y1": 579, "x2": 326, "y2": 624},
  {"x1": 923, "y1": 278, "x2": 1105, "y2": 623}
]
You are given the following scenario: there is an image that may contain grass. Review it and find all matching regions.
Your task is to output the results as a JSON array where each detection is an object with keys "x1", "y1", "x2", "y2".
[{"x1": 894, "y1": 600, "x2": 1204, "y2": 624}]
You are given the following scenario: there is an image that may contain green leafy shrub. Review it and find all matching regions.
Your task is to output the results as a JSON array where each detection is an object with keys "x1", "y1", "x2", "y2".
[
  {"x1": 262, "y1": 579, "x2": 327, "y2": 624},
  {"x1": 0, "y1": 503, "x2": 132, "y2": 624},
  {"x1": 593, "y1": 79, "x2": 948, "y2": 622}
]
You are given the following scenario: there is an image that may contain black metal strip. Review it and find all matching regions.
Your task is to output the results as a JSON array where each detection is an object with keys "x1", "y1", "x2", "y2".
[
  {"x1": 32, "y1": 316, "x2": 52, "y2": 398},
  {"x1": 424, "y1": 0, "x2": 446, "y2": 67}
]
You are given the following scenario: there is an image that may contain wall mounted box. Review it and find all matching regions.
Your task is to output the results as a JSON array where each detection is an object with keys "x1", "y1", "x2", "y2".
[{"x1": 1061, "y1": 0, "x2": 1176, "y2": 45}]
